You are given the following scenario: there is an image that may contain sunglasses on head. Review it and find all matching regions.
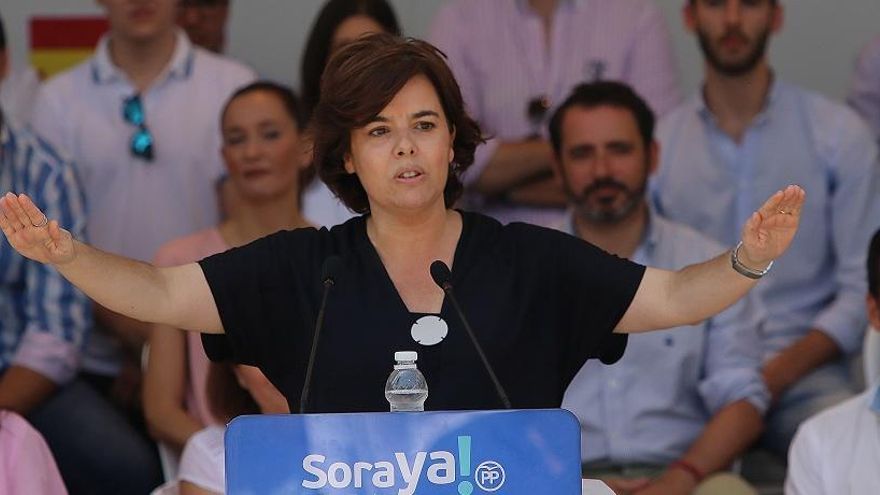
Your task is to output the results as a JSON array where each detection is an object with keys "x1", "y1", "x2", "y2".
[{"x1": 122, "y1": 95, "x2": 154, "y2": 162}]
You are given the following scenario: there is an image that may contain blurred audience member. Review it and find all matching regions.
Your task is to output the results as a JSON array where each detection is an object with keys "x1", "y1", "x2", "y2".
[
  {"x1": 653, "y1": 0, "x2": 880, "y2": 457},
  {"x1": 848, "y1": 34, "x2": 880, "y2": 141},
  {"x1": 0, "y1": 106, "x2": 96, "y2": 492},
  {"x1": 144, "y1": 81, "x2": 309, "y2": 455},
  {"x1": 429, "y1": 0, "x2": 681, "y2": 227},
  {"x1": 178, "y1": 0, "x2": 230, "y2": 54},
  {"x1": 0, "y1": 11, "x2": 39, "y2": 125},
  {"x1": 177, "y1": 363, "x2": 289, "y2": 495},
  {"x1": 299, "y1": 0, "x2": 400, "y2": 227},
  {"x1": 553, "y1": 82, "x2": 764, "y2": 495},
  {"x1": 0, "y1": 410, "x2": 68, "y2": 495},
  {"x1": 300, "y1": 0, "x2": 400, "y2": 123},
  {"x1": 30, "y1": 0, "x2": 254, "y2": 492},
  {"x1": 785, "y1": 228, "x2": 880, "y2": 495}
]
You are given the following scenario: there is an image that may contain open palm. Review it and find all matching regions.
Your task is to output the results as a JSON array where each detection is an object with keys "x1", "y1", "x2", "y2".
[
  {"x1": 0, "y1": 192, "x2": 76, "y2": 265},
  {"x1": 740, "y1": 185, "x2": 805, "y2": 266}
]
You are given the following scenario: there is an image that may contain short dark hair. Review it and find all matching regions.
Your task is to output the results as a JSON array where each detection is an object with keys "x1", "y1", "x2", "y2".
[
  {"x1": 300, "y1": 0, "x2": 401, "y2": 124},
  {"x1": 221, "y1": 80, "x2": 305, "y2": 131},
  {"x1": 869, "y1": 228, "x2": 880, "y2": 299},
  {"x1": 548, "y1": 81, "x2": 655, "y2": 158},
  {"x1": 311, "y1": 33, "x2": 484, "y2": 214}
]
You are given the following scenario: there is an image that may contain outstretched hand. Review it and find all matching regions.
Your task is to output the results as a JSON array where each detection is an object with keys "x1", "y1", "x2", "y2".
[
  {"x1": 739, "y1": 185, "x2": 805, "y2": 268},
  {"x1": 0, "y1": 192, "x2": 76, "y2": 265}
]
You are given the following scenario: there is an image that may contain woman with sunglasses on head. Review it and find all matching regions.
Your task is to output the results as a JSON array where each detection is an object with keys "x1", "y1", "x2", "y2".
[
  {"x1": 1, "y1": 34, "x2": 804, "y2": 415},
  {"x1": 142, "y1": 81, "x2": 310, "y2": 460}
]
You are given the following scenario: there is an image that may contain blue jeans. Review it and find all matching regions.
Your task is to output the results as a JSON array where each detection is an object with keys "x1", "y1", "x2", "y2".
[
  {"x1": 761, "y1": 360, "x2": 856, "y2": 457},
  {"x1": 28, "y1": 377, "x2": 163, "y2": 495}
]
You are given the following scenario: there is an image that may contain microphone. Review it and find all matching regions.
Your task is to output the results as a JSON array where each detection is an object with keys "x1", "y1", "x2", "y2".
[
  {"x1": 299, "y1": 255, "x2": 343, "y2": 414},
  {"x1": 430, "y1": 260, "x2": 512, "y2": 409}
]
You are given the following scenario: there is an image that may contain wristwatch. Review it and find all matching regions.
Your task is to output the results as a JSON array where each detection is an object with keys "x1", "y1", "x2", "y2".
[{"x1": 730, "y1": 241, "x2": 773, "y2": 279}]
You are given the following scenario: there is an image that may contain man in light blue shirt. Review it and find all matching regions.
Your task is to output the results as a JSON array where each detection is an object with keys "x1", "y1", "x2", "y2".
[
  {"x1": 653, "y1": 0, "x2": 880, "y2": 456},
  {"x1": 551, "y1": 81, "x2": 768, "y2": 495}
]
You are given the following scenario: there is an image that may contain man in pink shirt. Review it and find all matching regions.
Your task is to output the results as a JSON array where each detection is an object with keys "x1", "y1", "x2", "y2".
[{"x1": 430, "y1": 0, "x2": 681, "y2": 227}]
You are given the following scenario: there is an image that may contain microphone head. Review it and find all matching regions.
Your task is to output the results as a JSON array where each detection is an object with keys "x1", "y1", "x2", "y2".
[
  {"x1": 322, "y1": 255, "x2": 343, "y2": 284},
  {"x1": 429, "y1": 260, "x2": 452, "y2": 289}
]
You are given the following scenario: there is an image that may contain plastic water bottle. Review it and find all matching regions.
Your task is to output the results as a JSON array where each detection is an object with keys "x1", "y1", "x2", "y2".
[{"x1": 384, "y1": 351, "x2": 428, "y2": 412}]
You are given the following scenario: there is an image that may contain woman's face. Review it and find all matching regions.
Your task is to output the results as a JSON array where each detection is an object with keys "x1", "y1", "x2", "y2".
[
  {"x1": 344, "y1": 75, "x2": 455, "y2": 214},
  {"x1": 234, "y1": 365, "x2": 289, "y2": 414},
  {"x1": 330, "y1": 14, "x2": 385, "y2": 53},
  {"x1": 221, "y1": 91, "x2": 306, "y2": 203}
]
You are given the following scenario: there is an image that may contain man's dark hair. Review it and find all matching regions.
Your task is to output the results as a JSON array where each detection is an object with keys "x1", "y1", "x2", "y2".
[
  {"x1": 869, "y1": 228, "x2": 880, "y2": 299},
  {"x1": 311, "y1": 33, "x2": 484, "y2": 214},
  {"x1": 548, "y1": 81, "x2": 655, "y2": 158},
  {"x1": 300, "y1": 0, "x2": 401, "y2": 124}
]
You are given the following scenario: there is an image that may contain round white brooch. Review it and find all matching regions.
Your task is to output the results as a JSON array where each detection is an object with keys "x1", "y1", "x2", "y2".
[{"x1": 410, "y1": 315, "x2": 449, "y2": 346}]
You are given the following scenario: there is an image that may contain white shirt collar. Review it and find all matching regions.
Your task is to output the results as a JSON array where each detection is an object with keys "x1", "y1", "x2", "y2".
[{"x1": 90, "y1": 30, "x2": 195, "y2": 86}]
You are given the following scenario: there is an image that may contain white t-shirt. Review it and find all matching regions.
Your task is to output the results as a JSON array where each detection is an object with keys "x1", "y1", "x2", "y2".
[
  {"x1": 179, "y1": 425, "x2": 226, "y2": 494},
  {"x1": 786, "y1": 383, "x2": 880, "y2": 494}
]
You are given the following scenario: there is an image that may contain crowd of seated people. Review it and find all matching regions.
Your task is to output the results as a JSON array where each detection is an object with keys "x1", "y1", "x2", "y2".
[{"x1": 1, "y1": 1, "x2": 879, "y2": 494}]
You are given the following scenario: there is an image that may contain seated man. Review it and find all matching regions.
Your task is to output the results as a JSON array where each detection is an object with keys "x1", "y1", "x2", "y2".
[
  {"x1": 0, "y1": 104, "x2": 91, "y2": 451},
  {"x1": 552, "y1": 82, "x2": 767, "y2": 495},
  {"x1": 653, "y1": 0, "x2": 880, "y2": 457},
  {"x1": 786, "y1": 228, "x2": 880, "y2": 495}
]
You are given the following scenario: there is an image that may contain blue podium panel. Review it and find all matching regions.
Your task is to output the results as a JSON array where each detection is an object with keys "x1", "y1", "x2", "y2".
[{"x1": 225, "y1": 409, "x2": 582, "y2": 494}]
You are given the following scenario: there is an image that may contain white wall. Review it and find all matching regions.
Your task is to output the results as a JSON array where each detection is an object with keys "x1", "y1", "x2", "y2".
[{"x1": 3, "y1": 0, "x2": 879, "y2": 99}]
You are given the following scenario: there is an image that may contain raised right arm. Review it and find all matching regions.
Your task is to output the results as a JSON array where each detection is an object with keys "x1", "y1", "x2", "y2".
[{"x1": 1, "y1": 192, "x2": 223, "y2": 333}]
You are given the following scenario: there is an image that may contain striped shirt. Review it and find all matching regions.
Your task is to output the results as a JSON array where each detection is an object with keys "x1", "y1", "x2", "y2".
[
  {"x1": 0, "y1": 119, "x2": 91, "y2": 384},
  {"x1": 430, "y1": 0, "x2": 681, "y2": 226}
]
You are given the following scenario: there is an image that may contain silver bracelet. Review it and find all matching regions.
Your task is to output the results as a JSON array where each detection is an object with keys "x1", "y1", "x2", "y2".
[{"x1": 730, "y1": 241, "x2": 773, "y2": 279}]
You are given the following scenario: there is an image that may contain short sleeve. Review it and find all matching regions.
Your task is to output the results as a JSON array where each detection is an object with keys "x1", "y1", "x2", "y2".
[
  {"x1": 198, "y1": 228, "x2": 321, "y2": 366},
  {"x1": 553, "y1": 231, "x2": 644, "y2": 360},
  {"x1": 515, "y1": 225, "x2": 645, "y2": 367}
]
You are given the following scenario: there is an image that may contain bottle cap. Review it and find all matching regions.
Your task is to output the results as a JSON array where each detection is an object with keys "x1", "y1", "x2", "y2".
[{"x1": 394, "y1": 351, "x2": 418, "y2": 362}]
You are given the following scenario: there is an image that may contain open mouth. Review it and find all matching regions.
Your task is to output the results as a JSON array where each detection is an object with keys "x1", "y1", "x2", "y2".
[{"x1": 396, "y1": 170, "x2": 423, "y2": 180}]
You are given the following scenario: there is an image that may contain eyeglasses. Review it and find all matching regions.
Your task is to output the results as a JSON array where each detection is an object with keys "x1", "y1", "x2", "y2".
[{"x1": 122, "y1": 95, "x2": 154, "y2": 161}]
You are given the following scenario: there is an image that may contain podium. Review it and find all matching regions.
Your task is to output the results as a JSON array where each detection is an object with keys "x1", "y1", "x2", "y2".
[{"x1": 225, "y1": 409, "x2": 586, "y2": 494}]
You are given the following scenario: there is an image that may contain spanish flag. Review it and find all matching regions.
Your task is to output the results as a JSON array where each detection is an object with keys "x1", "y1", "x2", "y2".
[{"x1": 30, "y1": 17, "x2": 108, "y2": 79}]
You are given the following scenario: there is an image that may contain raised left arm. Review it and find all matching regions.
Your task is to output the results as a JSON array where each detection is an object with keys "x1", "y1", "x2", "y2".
[{"x1": 616, "y1": 185, "x2": 804, "y2": 334}]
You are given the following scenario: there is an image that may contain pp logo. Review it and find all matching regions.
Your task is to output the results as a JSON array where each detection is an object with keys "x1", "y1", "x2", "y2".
[{"x1": 475, "y1": 461, "x2": 505, "y2": 491}]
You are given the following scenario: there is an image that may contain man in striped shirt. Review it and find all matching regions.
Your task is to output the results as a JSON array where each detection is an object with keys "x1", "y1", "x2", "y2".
[{"x1": 0, "y1": 106, "x2": 90, "y2": 427}]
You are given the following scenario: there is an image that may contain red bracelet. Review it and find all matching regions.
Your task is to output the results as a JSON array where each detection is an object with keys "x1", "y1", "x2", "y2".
[{"x1": 670, "y1": 459, "x2": 705, "y2": 483}]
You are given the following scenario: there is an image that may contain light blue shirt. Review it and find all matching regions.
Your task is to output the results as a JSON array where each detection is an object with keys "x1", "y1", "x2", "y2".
[
  {"x1": 653, "y1": 80, "x2": 880, "y2": 357},
  {"x1": 0, "y1": 118, "x2": 91, "y2": 384},
  {"x1": 560, "y1": 208, "x2": 769, "y2": 465}
]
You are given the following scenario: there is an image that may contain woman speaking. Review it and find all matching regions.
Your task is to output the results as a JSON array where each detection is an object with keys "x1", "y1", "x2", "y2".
[{"x1": 0, "y1": 34, "x2": 804, "y2": 413}]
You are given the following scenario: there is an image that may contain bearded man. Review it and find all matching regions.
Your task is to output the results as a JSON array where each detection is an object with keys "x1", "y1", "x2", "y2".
[
  {"x1": 551, "y1": 81, "x2": 766, "y2": 495},
  {"x1": 652, "y1": 0, "x2": 880, "y2": 457}
]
